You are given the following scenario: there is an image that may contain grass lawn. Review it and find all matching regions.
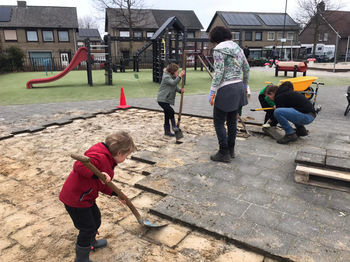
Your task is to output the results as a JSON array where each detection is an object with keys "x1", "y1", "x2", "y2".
[{"x1": 0, "y1": 68, "x2": 348, "y2": 106}]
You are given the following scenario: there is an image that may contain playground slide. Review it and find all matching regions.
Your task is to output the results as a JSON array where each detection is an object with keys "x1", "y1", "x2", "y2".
[{"x1": 26, "y1": 47, "x2": 90, "y2": 89}]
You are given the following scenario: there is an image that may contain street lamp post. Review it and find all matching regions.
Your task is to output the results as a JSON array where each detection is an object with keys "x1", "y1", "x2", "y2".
[{"x1": 281, "y1": 0, "x2": 288, "y2": 60}]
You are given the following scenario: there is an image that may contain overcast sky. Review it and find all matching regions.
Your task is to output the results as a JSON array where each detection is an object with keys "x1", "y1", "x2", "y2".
[{"x1": 2, "y1": 0, "x2": 350, "y2": 33}]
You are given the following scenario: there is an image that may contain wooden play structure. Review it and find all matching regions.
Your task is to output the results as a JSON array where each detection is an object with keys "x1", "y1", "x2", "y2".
[{"x1": 275, "y1": 61, "x2": 308, "y2": 77}]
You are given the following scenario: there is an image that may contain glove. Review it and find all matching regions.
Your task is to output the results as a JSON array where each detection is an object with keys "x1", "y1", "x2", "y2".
[{"x1": 208, "y1": 90, "x2": 216, "y2": 106}]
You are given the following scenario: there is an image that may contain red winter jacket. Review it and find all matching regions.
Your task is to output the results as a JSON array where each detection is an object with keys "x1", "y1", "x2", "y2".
[{"x1": 59, "y1": 142, "x2": 117, "y2": 208}]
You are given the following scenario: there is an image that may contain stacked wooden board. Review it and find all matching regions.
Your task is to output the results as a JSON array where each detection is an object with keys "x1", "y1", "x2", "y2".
[{"x1": 294, "y1": 147, "x2": 350, "y2": 192}]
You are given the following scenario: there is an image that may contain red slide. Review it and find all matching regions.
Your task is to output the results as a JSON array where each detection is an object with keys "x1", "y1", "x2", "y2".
[{"x1": 26, "y1": 47, "x2": 91, "y2": 89}]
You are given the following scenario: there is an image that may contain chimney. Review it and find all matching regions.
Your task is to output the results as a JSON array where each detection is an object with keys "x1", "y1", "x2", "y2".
[
  {"x1": 317, "y1": 1, "x2": 326, "y2": 12},
  {"x1": 17, "y1": 1, "x2": 27, "y2": 7}
]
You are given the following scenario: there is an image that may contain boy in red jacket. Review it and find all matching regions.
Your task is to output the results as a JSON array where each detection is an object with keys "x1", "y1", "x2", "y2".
[{"x1": 59, "y1": 131, "x2": 136, "y2": 262}]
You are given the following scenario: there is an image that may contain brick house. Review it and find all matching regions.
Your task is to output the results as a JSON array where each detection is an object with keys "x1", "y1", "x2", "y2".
[
  {"x1": 299, "y1": 10, "x2": 350, "y2": 61},
  {"x1": 105, "y1": 8, "x2": 203, "y2": 61},
  {"x1": 76, "y1": 28, "x2": 105, "y2": 61},
  {"x1": 207, "y1": 11, "x2": 300, "y2": 60},
  {"x1": 0, "y1": 1, "x2": 78, "y2": 69}
]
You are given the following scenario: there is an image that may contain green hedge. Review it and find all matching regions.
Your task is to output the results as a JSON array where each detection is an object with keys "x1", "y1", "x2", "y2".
[{"x1": 0, "y1": 46, "x2": 24, "y2": 73}]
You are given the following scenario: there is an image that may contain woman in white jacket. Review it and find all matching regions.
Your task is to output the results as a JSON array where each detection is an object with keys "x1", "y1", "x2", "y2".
[{"x1": 209, "y1": 26, "x2": 250, "y2": 162}]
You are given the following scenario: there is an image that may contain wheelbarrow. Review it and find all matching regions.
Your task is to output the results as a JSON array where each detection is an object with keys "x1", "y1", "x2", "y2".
[{"x1": 279, "y1": 76, "x2": 324, "y2": 106}]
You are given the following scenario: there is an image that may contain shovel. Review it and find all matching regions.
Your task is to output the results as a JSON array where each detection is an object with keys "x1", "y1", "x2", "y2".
[
  {"x1": 70, "y1": 154, "x2": 167, "y2": 228},
  {"x1": 175, "y1": 51, "x2": 187, "y2": 142}
]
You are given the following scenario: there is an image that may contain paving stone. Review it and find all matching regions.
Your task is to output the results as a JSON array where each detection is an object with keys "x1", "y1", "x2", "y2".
[
  {"x1": 295, "y1": 151, "x2": 326, "y2": 167},
  {"x1": 29, "y1": 126, "x2": 45, "y2": 133},
  {"x1": 238, "y1": 174, "x2": 268, "y2": 189},
  {"x1": 299, "y1": 146, "x2": 327, "y2": 156},
  {"x1": 275, "y1": 215, "x2": 321, "y2": 240},
  {"x1": 303, "y1": 205, "x2": 347, "y2": 228},
  {"x1": 11, "y1": 128, "x2": 30, "y2": 135},
  {"x1": 238, "y1": 189, "x2": 274, "y2": 207},
  {"x1": 81, "y1": 113, "x2": 95, "y2": 119},
  {"x1": 245, "y1": 224, "x2": 295, "y2": 256},
  {"x1": 286, "y1": 237, "x2": 342, "y2": 262},
  {"x1": 144, "y1": 223, "x2": 190, "y2": 248},
  {"x1": 326, "y1": 156, "x2": 350, "y2": 172},
  {"x1": 131, "y1": 151, "x2": 158, "y2": 164},
  {"x1": 317, "y1": 226, "x2": 350, "y2": 251},
  {"x1": 327, "y1": 149, "x2": 350, "y2": 159},
  {"x1": 242, "y1": 204, "x2": 283, "y2": 228},
  {"x1": 270, "y1": 195, "x2": 310, "y2": 217},
  {"x1": 55, "y1": 118, "x2": 73, "y2": 126},
  {"x1": 259, "y1": 169, "x2": 288, "y2": 182}
]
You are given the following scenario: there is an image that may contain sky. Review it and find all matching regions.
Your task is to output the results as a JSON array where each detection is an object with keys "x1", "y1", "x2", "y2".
[{"x1": 2, "y1": 0, "x2": 350, "y2": 33}]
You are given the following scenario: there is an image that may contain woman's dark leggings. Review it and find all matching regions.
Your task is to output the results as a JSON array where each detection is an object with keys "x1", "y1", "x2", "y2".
[
  {"x1": 213, "y1": 106, "x2": 238, "y2": 150},
  {"x1": 158, "y1": 102, "x2": 176, "y2": 127},
  {"x1": 65, "y1": 203, "x2": 101, "y2": 247}
]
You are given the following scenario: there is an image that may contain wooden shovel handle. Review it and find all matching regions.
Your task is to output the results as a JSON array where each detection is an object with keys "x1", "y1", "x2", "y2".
[{"x1": 70, "y1": 154, "x2": 143, "y2": 224}]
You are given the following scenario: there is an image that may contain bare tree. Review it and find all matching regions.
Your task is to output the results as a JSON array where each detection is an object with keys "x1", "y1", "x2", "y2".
[
  {"x1": 78, "y1": 16, "x2": 98, "y2": 29},
  {"x1": 295, "y1": 0, "x2": 343, "y2": 56},
  {"x1": 94, "y1": 0, "x2": 148, "y2": 54}
]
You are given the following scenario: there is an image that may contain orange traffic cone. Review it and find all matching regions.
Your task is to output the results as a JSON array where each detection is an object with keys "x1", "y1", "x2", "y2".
[{"x1": 117, "y1": 87, "x2": 130, "y2": 109}]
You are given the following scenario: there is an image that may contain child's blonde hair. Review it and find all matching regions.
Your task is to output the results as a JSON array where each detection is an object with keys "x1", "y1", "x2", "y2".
[
  {"x1": 105, "y1": 131, "x2": 136, "y2": 156},
  {"x1": 165, "y1": 63, "x2": 180, "y2": 75}
]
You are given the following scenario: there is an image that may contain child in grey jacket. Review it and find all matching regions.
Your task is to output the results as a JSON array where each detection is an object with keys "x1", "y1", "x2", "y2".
[{"x1": 157, "y1": 63, "x2": 185, "y2": 136}]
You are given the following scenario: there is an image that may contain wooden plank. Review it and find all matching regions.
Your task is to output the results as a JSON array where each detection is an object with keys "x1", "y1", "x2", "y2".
[
  {"x1": 295, "y1": 164, "x2": 350, "y2": 193},
  {"x1": 296, "y1": 164, "x2": 350, "y2": 182}
]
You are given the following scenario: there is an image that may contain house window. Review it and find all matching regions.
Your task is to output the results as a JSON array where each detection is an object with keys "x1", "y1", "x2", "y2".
[
  {"x1": 324, "y1": 33, "x2": 328, "y2": 41},
  {"x1": 58, "y1": 31, "x2": 69, "y2": 42},
  {"x1": 267, "y1": 32, "x2": 275, "y2": 41},
  {"x1": 318, "y1": 33, "x2": 323, "y2": 41},
  {"x1": 146, "y1": 32, "x2": 154, "y2": 38},
  {"x1": 42, "y1": 30, "x2": 54, "y2": 42},
  {"x1": 29, "y1": 51, "x2": 52, "y2": 66},
  {"x1": 277, "y1": 32, "x2": 283, "y2": 40},
  {"x1": 245, "y1": 32, "x2": 252, "y2": 41},
  {"x1": 4, "y1": 30, "x2": 17, "y2": 41},
  {"x1": 134, "y1": 31, "x2": 142, "y2": 37},
  {"x1": 287, "y1": 32, "x2": 294, "y2": 41},
  {"x1": 232, "y1": 32, "x2": 240, "y2": 41},
  {"x1": 187, "y1": 32, "x2": 195, "y2": 38},
  {"x1": 255, "y1": 32, "x2": 262, "y2": 41},
  {"x1": 120, "y1": 31, "x2": 130, "y2": 37},
  {"x1": 26, "y1": 30, "x2": 38, "y2": 42}
]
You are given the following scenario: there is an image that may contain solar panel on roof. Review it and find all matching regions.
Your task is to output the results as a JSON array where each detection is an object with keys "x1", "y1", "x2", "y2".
[
  {"x1": 258, "y1": 14, "x2": 296, "y2": 26},
  {"x1": 222, "y1": 13, "x2": 261, "y2": 26},
  {"x1": 0, "y1": 7, "x2": 12, "y2": 22}
]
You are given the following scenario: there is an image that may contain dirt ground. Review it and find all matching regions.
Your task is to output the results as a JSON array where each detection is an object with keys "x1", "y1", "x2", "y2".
[{"x1": 0, "y1": 109, "x2": 275, "y2": 262}]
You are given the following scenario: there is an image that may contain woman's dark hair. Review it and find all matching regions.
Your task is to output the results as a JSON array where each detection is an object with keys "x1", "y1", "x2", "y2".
[
  {"x1": 209, "y1": 26, "x2": 232, "y2": 44},
  {"x1": 279, "y1": 81, "x2": 294, "y2": 90},
  {"x1": 265, "y1": 85, "x2": 278, "y2": 95}
]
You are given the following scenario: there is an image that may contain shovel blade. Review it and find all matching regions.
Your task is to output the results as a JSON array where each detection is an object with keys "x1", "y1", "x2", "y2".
[
  {"x1": 139, "y1": 218, "x2": 168, "y2": 228},
  {"x1": 174, "y1": 129, "x2": 183, "y2": 140}
]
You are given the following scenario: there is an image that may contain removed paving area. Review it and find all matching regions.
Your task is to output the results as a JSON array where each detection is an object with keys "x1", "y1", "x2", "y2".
[{"x1": 0, "y1": 68, "x2": 349, "y2": 261}]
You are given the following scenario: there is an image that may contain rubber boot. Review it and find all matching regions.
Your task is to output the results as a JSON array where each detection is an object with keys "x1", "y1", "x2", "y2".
[
  {"x1": 164, "y1": 124, "x2": 174, "y2": 137},
  {"x1": 75, "y1": 245, "x2": 92, "y2": 262},
  {"x1": 91, "y1": 238, "x2": 107, "y2": 251},
  {"x1": 210, "y1": 148, "x2": 231, "y2": 163},
  {"x1": 277, "y1": 133, "x2": 298, "y2": 144},
  {"x1": 295, "y1": 125, "x2": 308, "y2": 137}
]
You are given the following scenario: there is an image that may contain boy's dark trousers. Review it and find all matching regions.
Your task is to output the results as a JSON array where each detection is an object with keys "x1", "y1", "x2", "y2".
[
  {"x1": 65, "y1": 203, "x2": 101, "y2": 247},
  {"x1": 213, "y1": 106, "x2": 237, "y2": 151},
  {"x1": 158, "y1": 102, "x2": 176, "y2": 127},
  {"x1": 258, "y1": 94, "x2": 277, "y2": 125}
]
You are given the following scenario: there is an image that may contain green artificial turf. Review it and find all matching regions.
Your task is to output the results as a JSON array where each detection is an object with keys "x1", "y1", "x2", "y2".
[{"x1": 0, "y1": 68, "x2": 348, "y2": 105}]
